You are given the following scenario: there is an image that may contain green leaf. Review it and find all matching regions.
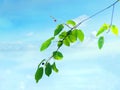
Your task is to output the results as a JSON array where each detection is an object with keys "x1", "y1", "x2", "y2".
[
  {"x1": 54, "y1": 24, "x2": 64, "y2": 36},
  {"x1": 45, "y1": 63, "x2": 52, "y2": 77},
  {"x1": 63, "y1": 37, "x2": 70, "y2": 46},
  {"x1": 35, "y1": 67, "x2": 43, "y2": 83},
  {"x1": 72, "y1": 29, "x2": 77, "y2": 38},
  {"x1": 96, "y1": 23, "x2": 109, "y2": 36},
  {"x1": 68, "y1": 35, "x2": 77, "y2": 43},
  {"x1": 66, "y1": 20, "x2": 76, "y2": 26},
  {"x1": 53, "y1": 51, "x2": 63, "y2": 60},
  {"x1": 68, "y1": 30, "x2": 77, "y2": 43},
  {"x1": 52, "y1": 62, "x2": 59, "y2": 73},
  {"x1": 40, "y1": 37, "x2": 55, "y2": 51},
  {"x1": 111, "y1": 25, "x2": 119, "y2": 36},
  {"x1": 77, "y1": 29, "x2": 84, "y2": 42},
  {"x1": 59, "y1": 31, "x2": 67, "y2": 39},
  {"x1": 98, "y1": 36, "x2": 104, "y2": 49},
  {"x1": 57, "y1": 41, "x2": 63, "y2": 48}
]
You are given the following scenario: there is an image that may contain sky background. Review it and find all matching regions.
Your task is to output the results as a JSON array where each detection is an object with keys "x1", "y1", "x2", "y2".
[{"x1": 0, "y1": 0, "x2": 120, "y2": 90}]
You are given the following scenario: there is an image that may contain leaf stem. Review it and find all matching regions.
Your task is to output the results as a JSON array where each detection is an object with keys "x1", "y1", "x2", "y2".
[
  {"x1": 38, "y1": 59, "x2": 46, "y2": 68},
  {"x1": 107, "y1": 5, "x2": 115, "y2": 33}
]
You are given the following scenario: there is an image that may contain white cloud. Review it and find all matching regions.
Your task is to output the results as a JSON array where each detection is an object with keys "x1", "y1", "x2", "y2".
[
  {"x1": 19, "y1": 81, "x2": 26, "y2": 90},
  {"x1": 90, "y1": 31, "x2": 97, "y2": 39},
  {"x1": 52, "y1": 45, "x2": 120, "y2": 90},
  {"x1": 26, "y1": 32, "x2": 34, "y2": 37},
  {"x1": 0, "y1": 41, "x2": 38, "y2": 52},
  {"x1": 0, "y1": 39, "x2": 119, "y2": 90},
  {"x1": 26, "y1": 74, "x2": 33, "y2": 80},
  {"x1": 27, "y1": 44, "x2": 36, "y2": 49},
  {"x1": 61, "y1": 38, "x2": 120, "y2": 62},
  {"x1": 73, "y1": 15, "x2": 89, "y2": 27},
  {"x1": 52, "y1": 66, "x2": 119, "y2": 90},
  {"x1": 73, "y1": 15, "x2": 88, "y2": 23},
  {"x1": 60, "y1": 67, "x2": 103, "y2": 76},
  {"x1": 5, "y1": 69, "x2": 12, "y2": 74}
]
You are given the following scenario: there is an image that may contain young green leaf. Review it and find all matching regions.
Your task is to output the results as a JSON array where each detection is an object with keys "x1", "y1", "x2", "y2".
[
  {"x1": 66, "y1": 20, "x2": 76, "y2": 26},
  {"x1": 63, "y1": 37, "x2": 70, "y2": 46},
  {"x1": 77, "y1": 29, "x2": 84, "y2": 42},
  {"x1": 52, "y1": 62, "x2": 59, "y2": 73},
  {"x1": 59, "y1": 31, "x2": 67, "y2": 39},
  {"x1": 98, "y1": 36, "x2": 104, "y2": 49},
  {"x1": 57, "y1": 41, "x2": 63, "y2": 48},
  {"x1": 40, "y1": 37, "x2": 55, "y2": 51},
  {"x1": 35, "y1": 67, "x2": 43, "y2": 83},
  {"x1": 53, "y1": 51, "x2": 63, "y2": 60},
  {"x1": 68, "y1": 30, "x2": 77, "y2": 43},
  {"x1": 45, "y1": 63, "x2": 52, "y2": 77},
  {"x1": 96, "y1": 23, "x2": 109, "y2": 36},
  {"x1": 54, "y1": 24, "x2": 64, "y2": 36},
  {"x1": 72, "y1": 29, "x2": 77, "y2": 38},
  {"x1": 68, "y1": 34, "x2": 77, "y2": 43},
  {"x1": 111, "y1": 25, "x2": 119, "y2": 36}
]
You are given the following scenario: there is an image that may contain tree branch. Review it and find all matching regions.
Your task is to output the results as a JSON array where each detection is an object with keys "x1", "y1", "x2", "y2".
[
  {"x1": 74, "y1": 0, "x2": 119, "y2": 29},
  {"x1": 46, "y1": 0, "x2": 119, "y2": 62}
]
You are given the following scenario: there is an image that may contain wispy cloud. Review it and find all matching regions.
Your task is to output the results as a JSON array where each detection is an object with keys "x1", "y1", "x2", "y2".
[
  {"x1": 19, "y1": 81, "x2": 26, "y2": 90},
  {"x1": 61, "y1": 38, "x2": 120, "y2": 62},
  {"x1": 26, "y1": 32, "x2": 34, "y2": 37},
  {"x1": 73, "y1": 15, "x2": 89, "y2": 28},
  {"x1": 50, "y1": 65, "x2": 119, "y2": 90},
  {"x1": 0, "y1": 41, "x2": 38, "y2": 52}
]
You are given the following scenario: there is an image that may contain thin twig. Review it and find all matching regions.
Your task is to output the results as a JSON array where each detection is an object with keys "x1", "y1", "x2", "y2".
[
  {"x1": 107, "y1": 5, "x2": 115, "y2": 33},
  {"x1": 74, "y1": 0, "x2": 119, "y2": 29},
  {"x1": 38, "y1": 59, "x2": 46, "y2": 68},
  {"x1": 64, "y1": 23, "x2": 72, "y2": 29}
]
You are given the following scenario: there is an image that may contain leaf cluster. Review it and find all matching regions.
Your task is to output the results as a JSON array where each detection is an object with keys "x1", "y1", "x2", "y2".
[
  {"x1": 35, "y1": 60, "x2": 59, "y2": 83},
  {"x1": 35, "y1": 19, "x2": 119, "y2": 83},
  {"x1": 96, "y1": 23, "x2": 119, "y2": 49}
]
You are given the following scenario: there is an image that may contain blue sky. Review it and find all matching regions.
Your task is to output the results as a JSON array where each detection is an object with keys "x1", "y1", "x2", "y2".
[{"x1": 0, "y1": 0, "x2": 120, "y2": 90}]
